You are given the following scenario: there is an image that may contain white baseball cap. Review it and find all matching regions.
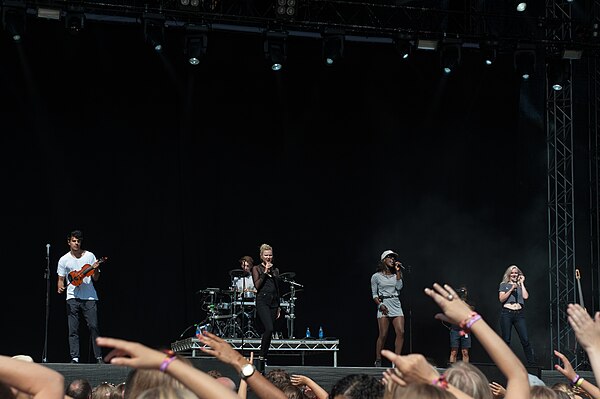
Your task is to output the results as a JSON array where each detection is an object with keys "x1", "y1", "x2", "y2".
[{"x1": 380, "y1": 250, "x2": 399, "y2": 261}]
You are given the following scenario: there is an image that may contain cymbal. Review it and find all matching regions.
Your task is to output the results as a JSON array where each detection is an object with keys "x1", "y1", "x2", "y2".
[
  {"x1": 196, "y1": 287, "x2": 220, "y2": 294},
  {"x1": 282, "y1": 289, "x2": 303, "y2": 297},
  {"x1": 230, "y1": 269, "x2": 250, "y2": 278},
  {"x1": 279, "y1": 272, "x2": 296, "y2": 280}
]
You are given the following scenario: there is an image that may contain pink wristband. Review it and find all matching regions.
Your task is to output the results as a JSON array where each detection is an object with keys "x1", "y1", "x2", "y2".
[{"x1": 159, "y1": 351, "x2": 177, "y2": 372}]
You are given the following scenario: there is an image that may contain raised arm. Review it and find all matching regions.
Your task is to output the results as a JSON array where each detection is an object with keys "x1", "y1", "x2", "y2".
[
  {"x1": 554, "y1": 349, "x2": 600, "y2": 399},
  {"x1": 567, "y1": 304, "x2": 600, "y2": 386},
  {"x1": 97, "y1": 337, "x2": 239, "y2": 399},
  {"x1": 425, "y1": 283, "x2": 529, "y2": 399},
  {"x1": 198, "y1": 331, "x2": 287, "y2": 399},
  {"x1": 290, "y1": 374, "x2": 328, "y2": 399},
  {"x1": 0, "y1": 355, "x2": 64, "y2": 399}
]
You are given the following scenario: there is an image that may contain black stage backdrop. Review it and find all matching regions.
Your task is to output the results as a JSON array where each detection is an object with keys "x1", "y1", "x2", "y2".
[{"x1": 0, "y1": 18, "x2": 559, "y2": 368}]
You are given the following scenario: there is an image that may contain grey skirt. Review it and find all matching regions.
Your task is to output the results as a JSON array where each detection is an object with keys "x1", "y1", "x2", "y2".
[{"x1": 377, "y1": 297, "x2": 404, "y2": 318}]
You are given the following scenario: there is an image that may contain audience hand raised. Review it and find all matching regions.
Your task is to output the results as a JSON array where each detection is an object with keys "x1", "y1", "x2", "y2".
[{"x1": 424, "y1": 283, "x2": 474, "y2": 325}]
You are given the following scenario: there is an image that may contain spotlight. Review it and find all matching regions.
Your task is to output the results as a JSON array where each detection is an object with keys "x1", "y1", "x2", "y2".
[
  {"x1": 514, "y1": 48, "x2": 536, "y2": 80},
  {"x1": 185, "y1": 32, "x2": 207, "y2": 66},
  {"x1": 264, "y1": 31, "x2": 287, "y2": 71},
  {"x1": 440, "y1": 42, "x2": 461, "y2": 75},
  {"x1": 322, "y1": 33, "x2": 344, "y2": 66},
  {"x1": 547, "y1": 59, "x2": 570, "y2": 91},
  {"x1": 143, "y1": 14, "x2": 166, "y2": 52},
  {"x1": 65, "y1": 10, "x2": 85, "y2": 34},
  {"x1": 516, "y1": 1, "x2": 527, "y2": 11},
  {"x1": 480, "y1": 40, "x2": 498, "y2": 66},
  {"x1": 2, "y1": 1, "x2": 26, "y2": 42},
  {"x1": 395, "y1": 39, "x2": 412, "y2": 59},
  {"x1": 275, "y1": 0, "x2": 297, "y2": 19},
  {"x1": 417, "y1": 38, "x2": 438, "y2": 51}
]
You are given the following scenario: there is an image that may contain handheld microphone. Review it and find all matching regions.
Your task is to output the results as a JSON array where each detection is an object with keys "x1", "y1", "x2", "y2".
[{"x1": 393, "y1": 260, "x2": 406, "y2": 270}]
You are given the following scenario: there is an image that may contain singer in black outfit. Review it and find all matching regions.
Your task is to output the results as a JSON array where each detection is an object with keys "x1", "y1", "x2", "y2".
[
  {"x1": 252, "y1": 243, "x2": 280, "y2": 370},
  {"x1": 498, "y1": 264, "x2": 535, "y2": 365}
]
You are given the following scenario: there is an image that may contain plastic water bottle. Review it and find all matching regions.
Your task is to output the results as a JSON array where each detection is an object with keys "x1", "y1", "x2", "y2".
[
  {"x1": 318, "y1": 326, "x2": 324, "y2": 340},
  {"x1": 306, "y1": 327, "x2": 311, "y2": 338}
]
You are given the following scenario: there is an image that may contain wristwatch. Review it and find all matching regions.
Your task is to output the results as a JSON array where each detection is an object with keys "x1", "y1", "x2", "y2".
[{"x1": 240, "y1": 363, "x2": 256, "y2": 379}]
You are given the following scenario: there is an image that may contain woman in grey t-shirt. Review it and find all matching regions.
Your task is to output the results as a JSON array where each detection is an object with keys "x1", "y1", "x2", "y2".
[{"x1": 371, "y1": 250, "x2": 404, "y2": 367}]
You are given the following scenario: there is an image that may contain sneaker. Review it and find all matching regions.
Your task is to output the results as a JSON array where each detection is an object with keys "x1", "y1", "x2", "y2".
[
  {"x1": 96, "y1": 357, "x2": 105, "y2": 364},
  {"x1": 374, "y1": 359, "x2": 382, "y2": 367},
  {"x1": 70, "y1": 358, "x2": 79, "y2": 364}
]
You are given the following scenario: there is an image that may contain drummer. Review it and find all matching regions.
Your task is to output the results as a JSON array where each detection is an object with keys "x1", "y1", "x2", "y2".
[{"x1": 233, "y1": 256, "x2": 257, "y2": 300}]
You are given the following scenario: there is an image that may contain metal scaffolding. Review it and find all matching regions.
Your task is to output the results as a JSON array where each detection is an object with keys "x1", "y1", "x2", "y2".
[{"x1": 546, "y1": 0, "x2": 578, "y2": 369}]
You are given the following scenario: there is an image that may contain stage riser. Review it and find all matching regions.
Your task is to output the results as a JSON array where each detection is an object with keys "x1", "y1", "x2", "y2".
[{"x1": 43, "y1": 362, "x2": 596, "y2": 397}]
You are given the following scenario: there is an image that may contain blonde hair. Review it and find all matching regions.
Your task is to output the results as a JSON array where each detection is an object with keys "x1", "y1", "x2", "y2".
[
  {"x1": 384, "y1": 382, "x2": 455, "y2": 399},
  {"x1": 136, "y1": 386, "x2": 197, "y2": 399},
  {"x1": 445, "y1": 362, "x2": 493, "y2": 399},
  {"x1": 501, "y1": 265, "x2": 522, "y2": 284},
  {"x1": 259, "y1": 244, "x2": 273, "y2": 256}
]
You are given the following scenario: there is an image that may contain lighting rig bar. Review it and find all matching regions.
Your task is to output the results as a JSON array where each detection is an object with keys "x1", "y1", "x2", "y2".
[{"x1": 5, "y1": 0, "x2": 600, "y2": 54}]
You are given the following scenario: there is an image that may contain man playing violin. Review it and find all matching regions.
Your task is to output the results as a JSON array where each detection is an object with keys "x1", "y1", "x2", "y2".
[{"x1": 57, "y1": 230, "x2": 103, "y2": 364}]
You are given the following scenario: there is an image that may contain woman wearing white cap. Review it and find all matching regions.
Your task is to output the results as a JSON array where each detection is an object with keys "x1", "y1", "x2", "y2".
[{"x1": 371, "y1": 249, "x2": 404, "y2": 367}]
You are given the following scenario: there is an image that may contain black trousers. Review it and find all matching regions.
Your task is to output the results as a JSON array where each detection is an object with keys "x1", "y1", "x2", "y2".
[
  {"x1": 66, "y1": 299, "x2": 102, "y2": 359},
  {"x1": 255, "y1": 292, "x2": 278, "y2": 358}
]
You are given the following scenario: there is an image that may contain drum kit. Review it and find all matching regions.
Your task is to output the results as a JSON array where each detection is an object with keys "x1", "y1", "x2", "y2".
[{"x1": 194, "y1": 269, "x2": 304, "y2": 339}]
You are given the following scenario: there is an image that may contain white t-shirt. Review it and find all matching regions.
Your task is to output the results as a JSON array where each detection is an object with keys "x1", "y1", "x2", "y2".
[{"x1": 57, "y1": 251, "x2": 99, "y2": 300}]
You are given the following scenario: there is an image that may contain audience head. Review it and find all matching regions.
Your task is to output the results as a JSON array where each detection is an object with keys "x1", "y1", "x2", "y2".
[
  {"x1": 531, "y1": 386, "x2": 560, "y2": 399},
  {"x1": 445, "y1": 361, "x2": 493, "y2": 399},
  {"x1": 110, "y1": 383, "x2": 126, "y2": 399},
  {"x1": 92, "y1": 382, "x2": 115, "y2": 399},
  {"x1": 265, "y1": 368, "x2": 291, "y2": 390},
  {"x1": 280, "y1": 383, "x2": 307, "y2": 399},
  {"x1": 124, "y1": 356, "x2": 193, "y2": 399},
  {"x1": 384, "y1": 383, "x2": 455, "y2": 399},
  {"x1": 330, "y1": 374, "x2": 384, "y2": 399},
  {"x1": 67, "y1": 378, "x2": 93, "y2": 399},
  {"x1": 136, "y1": 386, "x2": 197, "y2": 399}
]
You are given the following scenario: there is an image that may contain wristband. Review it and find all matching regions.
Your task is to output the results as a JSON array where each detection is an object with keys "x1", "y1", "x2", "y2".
[
  {"x1": 432, "y1": 375, "x2": 448, "y2": 390},
  {"x1": 571, "y1": 374, "x2": 580, "y2": 386},
  {"x1": 159, "y1": 350, "x2": 177, "y2": 372},
  {"x1": 576, "y1": 377, "x2": 585, "y2": 387}
]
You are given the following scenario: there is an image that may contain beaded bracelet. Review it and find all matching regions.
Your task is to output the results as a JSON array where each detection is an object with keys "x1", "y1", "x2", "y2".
[
  {"x1": 159, "y1": 350, "x2": 177, "y2": 372},
  {"x1": 432, "y1": 375, "x2": 449, "y2": 390}
]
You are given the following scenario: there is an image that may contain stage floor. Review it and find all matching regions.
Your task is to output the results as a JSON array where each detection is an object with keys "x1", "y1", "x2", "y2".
[{"x1": 44, "y1": 359, "x2": 597, "y2": 398}]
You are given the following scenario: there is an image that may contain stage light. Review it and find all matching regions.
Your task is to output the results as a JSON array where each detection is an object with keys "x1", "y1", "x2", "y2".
[
  {"x1": 440, "y1": 43, "x2": 461, "y2": 75},
  {"x1": 185, "y1": 32, "x2": 207, "y2": 65},
  {"x1": 275, "y1": 0, "x2": 297, "y2": 19},
  {"x1": 37, "y1": 8, "x2": 61, "y2": 20},
  {"x1": 264, "y1": 31, "x2": 287, "y2": 71},
  {"x1": 514, "y1": 48, "x2": 536, "y2": 80},
  {"x1": 417, "y1": 38, "x2": 438, "y2": 51},
  {"x1": 547, "y1": 59, "x2": 570, "y2": 91},
  {"x1": 395, "y1": 39, "x2": 411, "y2": 59},
  {"x1": 65, "y1": 11, "x2": 85, "y2": 34},
  {"x1": 322, "y1": 33, "x2": 344, "y2": 66},
  {"x1": 143, "y1": 14, "x2": 165, "y2": 52},
  {"x1": 562, "y1": 48, "x2": 582, "y2": 60},
  {"x1": 480, "y1": 40, "x2": 498, "y2": 66},
  {"x1": 2, "y1": 2, "x2": 26, "y2": 42},
  {"x1": 516, "y1": 1, "x2": 527, "y2": 11}
]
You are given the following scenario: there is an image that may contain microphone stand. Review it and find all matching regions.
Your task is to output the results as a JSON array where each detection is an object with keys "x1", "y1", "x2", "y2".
[
  {"x1": 42, "y1": 245, "x2": 51, "y2": 363},
  {"x1": 280, "y1": 277, "x2": 303, "y2": 339}
]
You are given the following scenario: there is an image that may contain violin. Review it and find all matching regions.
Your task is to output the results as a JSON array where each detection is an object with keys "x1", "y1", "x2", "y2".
[{"x1": 67, "y1": 257, "x2": 108, "y2": 287}]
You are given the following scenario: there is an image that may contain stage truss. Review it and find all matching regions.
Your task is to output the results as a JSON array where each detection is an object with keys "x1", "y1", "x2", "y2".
[{"x1": 171, "y1": 337, "x2": 340, "y2": 366}]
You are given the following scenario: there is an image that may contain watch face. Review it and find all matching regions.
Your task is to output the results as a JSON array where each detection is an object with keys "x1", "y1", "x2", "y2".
[{"x1": 241, "y1": 363, "x2": 255, "y2": 378}]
